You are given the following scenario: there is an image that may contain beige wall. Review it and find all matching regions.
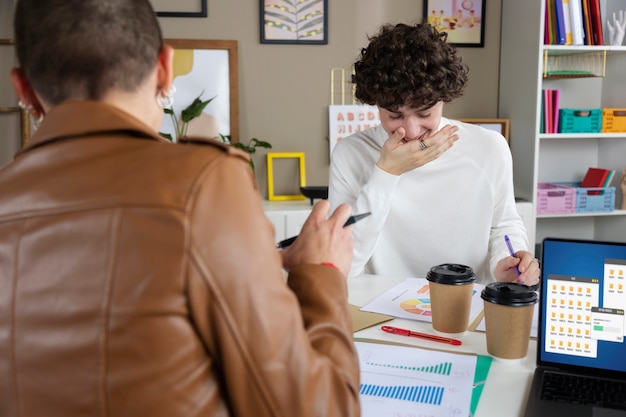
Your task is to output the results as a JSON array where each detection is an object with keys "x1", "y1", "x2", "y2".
[{"x1": 0, "y1": 0, "x2": 502, "y2": 198}]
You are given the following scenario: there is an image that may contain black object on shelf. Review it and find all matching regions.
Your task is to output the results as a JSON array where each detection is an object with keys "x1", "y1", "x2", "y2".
[{"x1": 300, "y1": 186, "x2": 329, "y2": 205}]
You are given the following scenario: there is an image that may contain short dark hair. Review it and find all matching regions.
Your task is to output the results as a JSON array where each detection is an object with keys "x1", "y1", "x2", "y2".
[
  {"x1": 13, "y1": 0, "x2": 163, "y2": 105},
  {"x1": 352, "y1": 23, "x2": 468, "y2": 111}
]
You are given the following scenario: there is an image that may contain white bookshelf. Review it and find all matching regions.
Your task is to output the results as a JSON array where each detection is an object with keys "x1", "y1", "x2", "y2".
[{"x1": 499, "y1": 0, "x2": 626, "y2": 249}]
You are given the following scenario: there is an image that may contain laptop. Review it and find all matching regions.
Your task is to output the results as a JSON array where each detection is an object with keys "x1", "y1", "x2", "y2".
[{"x1": 524, "y1": 237, "x2": 626, "y2": 417}]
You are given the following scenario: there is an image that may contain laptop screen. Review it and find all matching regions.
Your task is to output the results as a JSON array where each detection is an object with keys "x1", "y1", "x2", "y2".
[{"x1": 538, "y1": 238, "x2": 626, "y2": 374}]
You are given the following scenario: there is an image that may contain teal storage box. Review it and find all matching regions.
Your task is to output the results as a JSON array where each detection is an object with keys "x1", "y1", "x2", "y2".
[{"x1": 558, "y1": 108, "x2": 602, "y2": 133}]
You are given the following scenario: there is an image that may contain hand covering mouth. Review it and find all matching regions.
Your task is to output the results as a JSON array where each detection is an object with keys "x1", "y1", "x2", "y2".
[{"x1": 401, "y1": 131, "x2": 429, "y2": 143}]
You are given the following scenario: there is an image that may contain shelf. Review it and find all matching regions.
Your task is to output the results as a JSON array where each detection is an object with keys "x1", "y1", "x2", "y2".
[
  {"x1": 542, "y1": 49, "x2": 606, "y2": 78},
  {"x1": 537, "y1": 209, "x2": 626, "y2": 219},
  {"x1": 539, "y1": 133, "x2": 626, "y2": 140},
  {"x1": 543, "y1": 45, "x2": 626, "y2": 55}
]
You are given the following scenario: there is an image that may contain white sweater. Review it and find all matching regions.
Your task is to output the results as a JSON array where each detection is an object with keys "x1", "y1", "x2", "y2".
[{"x1": 328, "y1": 118, "x2": 528, "y2": 283}]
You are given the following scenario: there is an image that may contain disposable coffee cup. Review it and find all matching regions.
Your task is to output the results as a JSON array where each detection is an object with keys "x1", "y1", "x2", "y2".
[
  {"x1": 481, "y1": 282, "x2": 538, "y2": 359},
  {"x1": 426, "y1": 264, "x2": 477, "y2": 335}
]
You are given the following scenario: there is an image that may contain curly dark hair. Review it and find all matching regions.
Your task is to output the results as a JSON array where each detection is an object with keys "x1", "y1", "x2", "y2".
[{"x1": 353, "y1": 23, "x2": 468, "y2": 111}]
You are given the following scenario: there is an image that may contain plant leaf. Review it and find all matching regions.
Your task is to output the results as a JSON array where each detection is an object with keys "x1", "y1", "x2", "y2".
[
  {"x1": 181, "y1": 94, "x2": 216, "y2": 123},
  {"x1": 159, "y1": 132, "x2": 173, "y2": 141}
]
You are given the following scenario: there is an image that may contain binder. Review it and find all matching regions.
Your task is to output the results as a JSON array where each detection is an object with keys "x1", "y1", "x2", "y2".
[
  {"x1": 569, "y1": 0, "x2": 585, "y2": 45},
  {"x1": 589, "y1": 0, "x2": 604, "y2": 45},
  {"x1": 554, "y1": 0, "x2": 567, "y2": 44},
  {"x1": 582, "y1": 0, "x2": 594, "y2": 44},
  {"x1": 552, "y1": 89, "x2": 560, "y2": 133},
  {"x1": 562, "y1": 0, "x2": 573, "y2": 44}
]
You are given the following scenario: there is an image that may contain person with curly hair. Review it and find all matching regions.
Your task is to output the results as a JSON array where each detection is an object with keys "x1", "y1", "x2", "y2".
[{"x1": 329, "y1": 22, "x2": 540, "y2": 285}]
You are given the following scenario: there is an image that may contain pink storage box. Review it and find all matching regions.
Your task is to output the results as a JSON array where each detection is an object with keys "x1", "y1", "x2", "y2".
[{"x1": 536, "y1": 183, "x2": 576, "y2": 214}]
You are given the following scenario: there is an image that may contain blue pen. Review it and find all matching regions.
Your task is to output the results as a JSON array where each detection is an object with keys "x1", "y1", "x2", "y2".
[{"x1": 504, "y1": 234, "x2": 521, "y2": 276}]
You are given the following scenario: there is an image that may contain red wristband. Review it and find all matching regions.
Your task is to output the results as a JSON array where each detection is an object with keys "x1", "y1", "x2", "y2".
[{"x1": 321, "y1": 262, "x2": 340, "y2": 270}]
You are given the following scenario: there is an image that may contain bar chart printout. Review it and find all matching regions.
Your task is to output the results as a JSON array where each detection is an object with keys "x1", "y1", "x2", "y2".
[{"x1": 355, "y1": 341, "x2": 476, "y2": 417}]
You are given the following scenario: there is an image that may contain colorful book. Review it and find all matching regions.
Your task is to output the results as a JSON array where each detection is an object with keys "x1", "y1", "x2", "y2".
[
  {"x1": 589, "y1": 0, "x2": 604, "y2": 45},
  {"x1": 552, "y1": 89, "x2": 560, "y2": 133},
  {"x1": 582, "y1": 0, "x2": 594, "y2": 45},
  {"x1": 562, "y1": 0, "x2": 573, "y2": 44},
  {"x1": 569, "y1": 0, "x2": 585, "y2": 45},
  {"x1": 554, "y1": 0, "x2": 567, "y2": 44},
  {"x1": 581, "y1": 167, "x2": 610, "y2": 195},
  {"x1": 603, "y1": 170, "x2": 616, "y2": 188}
]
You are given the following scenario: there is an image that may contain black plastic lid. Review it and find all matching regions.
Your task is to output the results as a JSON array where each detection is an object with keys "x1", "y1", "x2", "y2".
[
  {"x1": 426, "y1": 264, "x2": 476, "y2": 285},
  {"x1": 481, "y1": 282, "x2": 538, "y2": 306}
]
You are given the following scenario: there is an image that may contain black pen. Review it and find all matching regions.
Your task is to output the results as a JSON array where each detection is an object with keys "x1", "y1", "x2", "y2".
[{"x1": 276, "y1": 212, "x2": 371, "y2": 250}]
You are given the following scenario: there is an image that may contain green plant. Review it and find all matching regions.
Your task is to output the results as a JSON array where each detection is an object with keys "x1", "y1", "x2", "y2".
[
  {"x1": 218, "y1": 134, "x2": 272, "y2": 174},
  {"x1": 160, "y1": 92, "x2": 215, "y2": 142},
  {"x1": 160, "y1": 92, "x2": 272, "y2": 175}
]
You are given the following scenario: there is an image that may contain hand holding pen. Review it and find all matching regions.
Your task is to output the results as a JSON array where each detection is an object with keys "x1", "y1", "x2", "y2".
[
  {"x1": 277, "y1": 212, "x2": 371, "y2": 249},
  {"x1": 279, "y1": 201, "x2": 369, "y2": 276},
  {"x1": 503, "y1": 234, "x2": 541, "y2": 287}
]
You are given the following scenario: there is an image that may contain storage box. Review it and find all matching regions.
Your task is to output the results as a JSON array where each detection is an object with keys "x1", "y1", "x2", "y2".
[
  {"x1": 538, "y1": 182, "x2": 615, "y2": 214},
  {"x1": 536, "y1": 183, "x2": 576, "y2": 214},
  {"x1": 558, "y1": 108, "x2": 602, "y2": 133},
  {"x1": 566, "y1": 182, "x2": 616, "y2": 213},
  {"x1": 601, "y1": 108, "x2": 626, "y2": 133}
]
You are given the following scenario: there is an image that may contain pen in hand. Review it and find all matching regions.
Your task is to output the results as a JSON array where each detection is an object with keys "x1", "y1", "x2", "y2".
[
  {"x1": 504, "y1": 234, "x2": 521, "y2": 277},
  {"x1": 276, "y1": 212, "x2": 371, "y2": 250}
]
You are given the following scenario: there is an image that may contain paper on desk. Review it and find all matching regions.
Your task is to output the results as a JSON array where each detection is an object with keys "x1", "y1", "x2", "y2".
[
  {"x1": 359, "y1": 277, "x2": 485, "y2": 325},
  {"x1": 356, "y1": 340, "x2": 476, "y2": 417},
  {"x1": 350, "y1": 304, "x2": 394, "y2": 332}
]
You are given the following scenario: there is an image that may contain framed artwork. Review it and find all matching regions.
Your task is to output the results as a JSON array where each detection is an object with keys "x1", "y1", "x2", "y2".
[
  {"x1": 260, "y1": 0, "x2": 328, "y2": 45},
  {"x1": 459, "y1": 118, "x2": 510, "y2": 143},
  {"x1": 267, "y1": 152, "x2": 307, "y2": 201},
  {"x1": 151, "y1": 0, "x2": 207, "y2": 17},
  {"x1": 160, "y1": 39, "x2": 239, "y2": 143},
  {"x1": 423, "y1": 0, "x2": 485, "y2": 47}
]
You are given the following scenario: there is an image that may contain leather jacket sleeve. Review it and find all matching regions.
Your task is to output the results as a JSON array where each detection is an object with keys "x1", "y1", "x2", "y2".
[{"x1": 186, "y1": 154, "x2": 361, "y2": 417}]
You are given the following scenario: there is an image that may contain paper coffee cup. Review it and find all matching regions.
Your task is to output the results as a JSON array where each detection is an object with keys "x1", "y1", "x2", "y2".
[
  {"x1": 426, "y1": 264, "x2": 476, "y2": 334},
  {"x1": 481, "y1": 282, "x2": 537, "y2": 359}
]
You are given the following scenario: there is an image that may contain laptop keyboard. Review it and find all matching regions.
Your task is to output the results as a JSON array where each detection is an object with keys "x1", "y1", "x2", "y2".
[{"x1": 541, "y1": 371, "x2": 626, "y2": 410}]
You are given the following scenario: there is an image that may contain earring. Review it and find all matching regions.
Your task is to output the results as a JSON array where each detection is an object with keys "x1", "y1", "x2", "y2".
[
  {"x1": 33, "y1": 113, "x2": 44, "y2": 131},
  {"x1": 18, "y1": 100, "x2": 43, "y2": 131},
  {"x1": 18, "y1": 100, "x2": 33, "y2": 111},
  {"x1": 157, "y1": 85, "x2": 176, "y2": 109}
]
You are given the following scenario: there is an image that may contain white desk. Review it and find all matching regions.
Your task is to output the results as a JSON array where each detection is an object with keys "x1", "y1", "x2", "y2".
[{"x1": 348, "y1": 274, "x2": 536, "y2": 417}]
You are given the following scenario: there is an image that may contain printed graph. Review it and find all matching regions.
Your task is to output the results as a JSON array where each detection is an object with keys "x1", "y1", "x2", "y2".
[
  {"x1": 360, "y1": 384, "x2": 444, "y2": 405},
  {"x1": 356, "y1": 341, "x2": 476, "y2": 417},
  {"x1": 365, "y1": 360, "x2": 452, "y2": 376}
]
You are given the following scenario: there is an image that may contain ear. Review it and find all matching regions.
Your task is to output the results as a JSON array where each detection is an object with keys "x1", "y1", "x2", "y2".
[
  {"x1": 155, "y1": 44, "x2": 174, "y2": 95},
  {"x1": 10, "y1": 68, "x2": 46, "y2": 119}
]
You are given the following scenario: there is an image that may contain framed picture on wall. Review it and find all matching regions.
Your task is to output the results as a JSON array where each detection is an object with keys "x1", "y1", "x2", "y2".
[
  {"x1": 160, "y1": 39, "x2": 239, "y2": 143},
  {"x1": 151, "y1": 0, "x2": 207, "y2": 17},
  {"x1": 459, "y1": 118, "x2": 510, "y2": 143},
  {"x1": 260, "y1": 0, "x2": 328, "y2": 45},
  {"x1": 423, "y1": 0, "x2": 485, "y2": 47}
]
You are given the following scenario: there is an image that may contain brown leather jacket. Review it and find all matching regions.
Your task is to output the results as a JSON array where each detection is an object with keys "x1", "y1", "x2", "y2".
[{"x1": 0, "y1": 101, "x2": 360, "y2": 417}]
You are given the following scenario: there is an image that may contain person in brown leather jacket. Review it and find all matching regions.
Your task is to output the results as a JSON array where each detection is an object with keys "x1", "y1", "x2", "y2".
[{"x1": 0, "y1": 1, "x2": 361, "y2": 416}]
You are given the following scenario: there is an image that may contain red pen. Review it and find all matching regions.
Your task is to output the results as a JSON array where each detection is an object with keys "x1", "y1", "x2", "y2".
[{"x1": 381, "y1": 325, "x2": 462, "y2": 346}]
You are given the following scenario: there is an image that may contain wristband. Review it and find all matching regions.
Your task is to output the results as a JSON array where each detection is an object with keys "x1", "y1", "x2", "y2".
[{"x1": 321, "y1": 262, "x2": 340, "y2": 270}]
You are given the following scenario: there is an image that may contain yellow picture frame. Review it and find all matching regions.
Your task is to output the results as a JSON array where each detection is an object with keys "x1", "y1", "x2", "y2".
[{"x1": 267, "y1": 152, "x2": 307, "y2": 201}]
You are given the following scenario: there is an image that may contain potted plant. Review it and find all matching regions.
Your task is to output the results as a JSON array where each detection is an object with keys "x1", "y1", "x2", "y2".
[{"x1": 160, "y1": 92, "x2": 272, "y2": 175}]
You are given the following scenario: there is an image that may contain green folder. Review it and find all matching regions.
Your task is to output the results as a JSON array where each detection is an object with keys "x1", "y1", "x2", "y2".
[{"x1": 470, "y1": 355, "x2": 493, "y2": 416}]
